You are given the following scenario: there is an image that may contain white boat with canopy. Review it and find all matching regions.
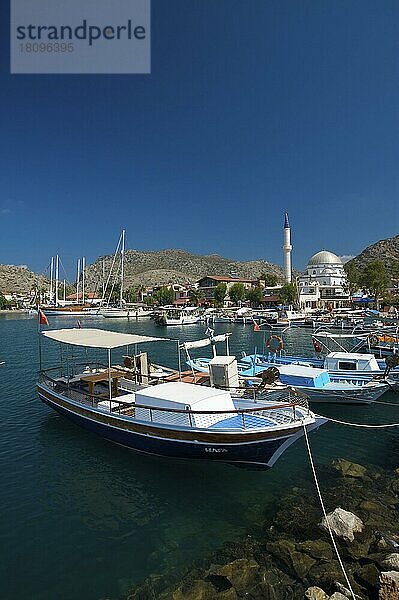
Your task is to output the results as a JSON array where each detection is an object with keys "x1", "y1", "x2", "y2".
[{"x1": 37, "y1": 327, "x2": 325, "y2": 469}]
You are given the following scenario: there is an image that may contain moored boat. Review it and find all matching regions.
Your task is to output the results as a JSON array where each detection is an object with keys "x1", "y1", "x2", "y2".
[{"x1": 37, "y1": 328, "x2": 325, "y2": 469}]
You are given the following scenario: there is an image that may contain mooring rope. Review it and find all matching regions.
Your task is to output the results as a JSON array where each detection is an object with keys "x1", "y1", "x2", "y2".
[
  {"x1": 302, "y1": 422, "x2": 357, "y2": 600},
  {"x1": 323, "y1": 416, "x2": 399, "y2": 429}
]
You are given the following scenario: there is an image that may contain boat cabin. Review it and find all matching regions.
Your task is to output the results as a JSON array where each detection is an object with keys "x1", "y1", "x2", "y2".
[
  {"x1": 134, "y1": 382, "x2": 235, "y2": 427},
  {"x1": 324, "y1": 352, "x2": 380, "y2": 373}
]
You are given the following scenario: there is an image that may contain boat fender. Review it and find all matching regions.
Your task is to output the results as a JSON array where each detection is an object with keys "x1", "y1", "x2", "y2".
[{"x1": 266, "y1": 335, "x2": 283, "y2": 353}]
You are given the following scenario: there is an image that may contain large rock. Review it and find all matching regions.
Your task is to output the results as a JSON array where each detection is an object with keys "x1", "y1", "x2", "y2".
[
  {"x1": 379, "y1": 571, "x2": 399, "y2": 600},
  {"x1": 354, "y1": 563, "x2": 380, "y2": 589},
  {"x1": 246, "y1": 566, "x2": 296, "y2": 600},
  {"x1": 215, "y1": 559, "x2": 260, "y2": 594},
  {"x1": 331, "y1": 459, "x2": 367, "y2": 479},
  {"x1": 297, "y1": 540, "x2": 333, "y2": 562},
  {"x1": 382, "y1": 553, "x2": 399, "y2": 570},
  {"x1": 267, "y1": 539, "x2": 316, "y2": 579},
  {"x1": 319, "y1": 508, "x2": 364, "y2": 543},
  {"x1": 329, "y1": 594, "x2": 349, "y2": 600},
  {"x1": 304, "y1": 586, "x2": 329, "y2": 599},
  {"x1": 172, "y1": 580, "x2": 218, "y2": 600}
]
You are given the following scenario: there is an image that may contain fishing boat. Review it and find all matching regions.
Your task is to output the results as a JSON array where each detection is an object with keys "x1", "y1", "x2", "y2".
[
  {"x1": 37, "y1": 328, "x2": 325, "y2": 469},
  {"x1": 154, "y1": 307, "x2": 203, "y2": 326},
  {"x1": 240, "y1": 351, "x2": 399, "y2": 391},
  {"x1": 186, "y1": 342, "x2": 389, "y2": 405}
]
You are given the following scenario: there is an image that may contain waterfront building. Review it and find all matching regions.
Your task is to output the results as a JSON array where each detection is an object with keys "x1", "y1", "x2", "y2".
[
  {"x1": 298, "y1": 250, "x2": 350, "y2": 309},
  {"x1": 197, "y1": 275, "x2": 262, "y2": 304}
]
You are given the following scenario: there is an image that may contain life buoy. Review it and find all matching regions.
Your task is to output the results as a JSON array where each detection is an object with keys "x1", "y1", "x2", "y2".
[{"x1": 266, "y1": 335, "x2": 283, "y2": 353}]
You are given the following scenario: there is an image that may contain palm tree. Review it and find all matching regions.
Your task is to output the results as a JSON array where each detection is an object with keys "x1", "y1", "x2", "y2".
[{"x1": 189, "y1": 288, "x2": 204, "y2": 306}]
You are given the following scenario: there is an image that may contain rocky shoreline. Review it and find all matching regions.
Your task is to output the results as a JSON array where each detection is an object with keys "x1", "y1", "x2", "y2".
[{"x1": 122, "y1": 459, "x2": 399, "y2": 600}]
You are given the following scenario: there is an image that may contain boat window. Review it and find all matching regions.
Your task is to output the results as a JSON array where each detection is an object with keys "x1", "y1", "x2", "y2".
[{"x1": 338, "y1": 361, "x2": 357, "y2": 371}]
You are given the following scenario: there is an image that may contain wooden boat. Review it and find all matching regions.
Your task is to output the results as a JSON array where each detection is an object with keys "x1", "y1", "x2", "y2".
[{"x1": 37, "y1": 328, "x2": 325, "y2": 469}]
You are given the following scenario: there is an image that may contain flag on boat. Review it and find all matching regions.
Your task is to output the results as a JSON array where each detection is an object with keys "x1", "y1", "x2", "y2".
[
  {"x1": 38, "y1": 308, "x2": 49, "y2": 326},
  {"x1": 253, "y1": 319, "x2": 261, "y2": 332},
  {"x1": 312, "y1": 337, "x2": 322, "y2": 353}
]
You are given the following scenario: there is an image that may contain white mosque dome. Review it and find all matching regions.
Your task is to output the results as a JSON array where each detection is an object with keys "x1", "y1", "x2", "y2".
[{"x1": 308, "y1": 250, "x2": 342, "y2": 266}]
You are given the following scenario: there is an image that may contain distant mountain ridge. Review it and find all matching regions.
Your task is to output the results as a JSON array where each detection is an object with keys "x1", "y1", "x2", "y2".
[
  {"x1": 0, "y1": 264, "x2": 48, "y2": 294},
  {"x1": 347, "y1": 235, "x2": 399, "y2": 275},
  {"x1": 85, "y1": 248, "x2": 285, "y2": 288}
]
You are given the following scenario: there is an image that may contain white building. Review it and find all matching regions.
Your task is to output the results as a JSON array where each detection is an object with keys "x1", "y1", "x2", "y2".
[{"x1": 298, "y1": 250, "x2": 350, "y2": 309}]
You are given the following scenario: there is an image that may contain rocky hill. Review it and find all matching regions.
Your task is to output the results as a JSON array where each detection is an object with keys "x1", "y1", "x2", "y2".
[
  {"x1": 85, "y1": 249, "x2": 285, "y2": 288},
  {"x1": 346, "y1": 235, "x2": 399, "y2": 275},
  {"x1": 0, "y1": 264, "x2": 48, "y2": 294}
]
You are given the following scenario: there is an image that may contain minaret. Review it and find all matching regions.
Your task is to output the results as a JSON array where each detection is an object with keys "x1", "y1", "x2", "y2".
[{"x1": 283, "y1": 212, "x2": 292, "y2": 283}]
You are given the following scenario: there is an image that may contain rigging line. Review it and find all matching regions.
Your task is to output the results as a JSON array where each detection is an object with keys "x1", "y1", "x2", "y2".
[
  {"x1": 302, "y1": 422, "x2": 356, "y2": 600},
  {"x1": 322, "y1": 416, "x2": 399, "y2": 429},
  {"x1": 58, "y1": 256, "x2": 70, "y2": 283}
]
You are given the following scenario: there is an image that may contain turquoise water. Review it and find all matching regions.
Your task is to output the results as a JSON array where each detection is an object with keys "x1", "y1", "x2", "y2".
[{"x1": 1, "y1": 314, "x2": 399, "y2": 600}]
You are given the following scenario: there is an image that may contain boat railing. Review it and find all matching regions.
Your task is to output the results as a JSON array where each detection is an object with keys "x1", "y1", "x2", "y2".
[{"x1": 38, "y1": 369, "x2": 310, "y2": 429}]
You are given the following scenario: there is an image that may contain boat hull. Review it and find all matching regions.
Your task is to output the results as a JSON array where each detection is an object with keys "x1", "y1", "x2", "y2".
[{"x1": 38, "y1": 385, "x2": 324, "y2": 469}]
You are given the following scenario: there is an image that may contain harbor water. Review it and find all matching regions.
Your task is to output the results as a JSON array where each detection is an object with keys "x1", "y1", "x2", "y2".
[{"x1": 1, "y1": 314, "x2": 399, "y2": 599}]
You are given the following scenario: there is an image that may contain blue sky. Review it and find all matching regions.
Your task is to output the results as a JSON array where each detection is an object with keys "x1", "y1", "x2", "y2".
[{"x1": 1, "y1": 0, "x2": 399, "y2": 278}]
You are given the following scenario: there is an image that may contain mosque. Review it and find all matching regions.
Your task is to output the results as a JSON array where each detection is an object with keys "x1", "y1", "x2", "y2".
[{"x1": 283, "y1": 214, "x2": 350, "y2": 309}]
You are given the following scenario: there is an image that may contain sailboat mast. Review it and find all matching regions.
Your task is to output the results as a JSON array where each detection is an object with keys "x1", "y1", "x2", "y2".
[
  {"x1": 49, "y1": 257, "x2": 54, "y2": 304},
  {"x1": 55, "y1": 254, "x2": 59, "y2": 307},
  {"x1": 82, "y1": 257, "x2": 86, "y2": 304},
  {"x1": 76, "y1": 259, "x2": 81, "y2": 304},
  {"x1": 120, "y1": 229, "x2": 125, "y2": 308},
  {"x1": 102, "y1": 259, "x2": 105, "y2": 300}
]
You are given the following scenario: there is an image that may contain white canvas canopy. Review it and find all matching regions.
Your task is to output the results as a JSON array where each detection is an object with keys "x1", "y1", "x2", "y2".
[
  {"x1": 42, "y1": 328, "x2": 167, "y2": 349},
  {"x1": 180, "y1": 334, "x2": 230, "y2": 350}
]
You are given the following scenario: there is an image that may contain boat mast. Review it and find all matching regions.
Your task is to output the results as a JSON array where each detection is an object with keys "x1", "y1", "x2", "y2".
[
  {"x1": 120, "y1": 229, "x2": 125, "y2": 308},
  {"x1": 82, "y1": 257, "x2": 86, "y2": 305},
  {"x1": 102, "y1": 259, "x2": 105, "y2": 300},
  {"x1": 55, "y1": 254, "x2": 59, "y2": 307},
  {"x1": 49, "y1": 256, "x2": 54, "y2": 304},
  {"x1": 76, "y1": 259, "x2": 81, "y2": 305}
]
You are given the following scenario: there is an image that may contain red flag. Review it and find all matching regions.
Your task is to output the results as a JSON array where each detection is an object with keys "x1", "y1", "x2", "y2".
[
  {"x1": 312, "y1": 337, "x2": 322, "y2": 353},
  {"x1": 253, "y1": 319, "x2": 261, "y2": 332},
  {"x1": 38, "y1": 308, "x2": 49, "y2": 326}
]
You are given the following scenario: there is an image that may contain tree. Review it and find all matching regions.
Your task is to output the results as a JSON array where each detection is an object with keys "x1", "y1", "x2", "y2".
[
  {"x1": 189, "y1": 288, "x2": 204, "y2": 306},
  {"x1": 261, "y1": 273, "x2": 278, "y2": 287},
  {"x1": 154, "y1": 286, "x2": 175, "y2": 306},
  {"x1": 344, "y1": 262, "x2": 361, "y2": 296},
  {"x1": 213, "y1": 283, "x2": 227, "y2": 307},
  {"x1": 359, "y1": 261, "x2": 390, "y2": 309},
  {"x1": 278, "y1": 283, "x2": 297, "y2": 307},
  {"x1": 108, "y1": 282, "x2": 121, "y2": 304},
  {"x1": 245, "y1": 286, "x2": 263, "y2": 307},
  {"x1": 125, "y1": 286, "x2": 139, "y2": 303},
  {"x1": 228, "y1": 283, "x2": 246, "y2": 305},
  {"x1": 0, "y1": 293, "x2": 12, "y2": 310}
]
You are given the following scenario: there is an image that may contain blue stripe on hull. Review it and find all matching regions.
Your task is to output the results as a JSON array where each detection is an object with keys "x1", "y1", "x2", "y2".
[{"x1": 40, "y1": 396, "x2": 293, "y2": 468}]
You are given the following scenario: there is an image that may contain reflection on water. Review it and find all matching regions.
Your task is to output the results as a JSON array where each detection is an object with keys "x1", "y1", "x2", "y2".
[{"x1": 1, "y1": 315, "x2": 399, "y2": 599}]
